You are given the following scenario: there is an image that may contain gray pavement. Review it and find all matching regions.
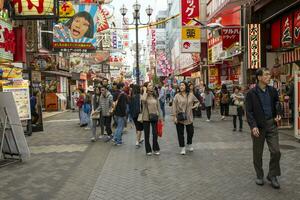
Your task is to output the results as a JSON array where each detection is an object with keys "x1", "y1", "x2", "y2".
[{"x1": 1, "y1": 109, "x2": 300, "y2": 200}]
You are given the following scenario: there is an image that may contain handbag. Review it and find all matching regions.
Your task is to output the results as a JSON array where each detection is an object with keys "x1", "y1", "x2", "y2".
[
  {"x1": 229, "y1": 105, "x2": 238, "y2": 116},
  {"x1": 137, "y1": 113, "x2": 143, "y2": 122},
  {"x1": 176, "y1": 94, "x2": 189, "y2": 121},
  {"x1": 91, "y1": 111, "x2": 100, "y2": 119},
  {"x1": 157, "y1": 119, "x2": 163, "y2": 137}
]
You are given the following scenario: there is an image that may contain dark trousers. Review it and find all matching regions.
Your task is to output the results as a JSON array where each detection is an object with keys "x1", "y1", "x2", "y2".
[
  {"x1": 252, "y1": 119, "x2": 281, "y2": 178},
  {"x1": 159, "y1": 100, "x2": 166, "y2": 118},
  {"x1": 206, "y1": 106, "x2": 211, "y2": 120},
  {"x1": 175, "y1": 123, "x2": 194, "y2": 147},
  {"x1": 220, "y1": 103, "x2": 229, "y2": 116},
  {"x1": 103, "y1": 116, "x2": 112, "y2": 135},
  {"x1": 233, "y1": 115, "x2": 243, "y2": 129},
  {"x1": 143, "y1": 121, "x2": 160, "y2": 153}
]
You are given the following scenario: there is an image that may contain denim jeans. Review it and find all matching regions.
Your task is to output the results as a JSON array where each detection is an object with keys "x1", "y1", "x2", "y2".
[{"x1": 113, "y1": 116, "x2": 126, "y2": 144}]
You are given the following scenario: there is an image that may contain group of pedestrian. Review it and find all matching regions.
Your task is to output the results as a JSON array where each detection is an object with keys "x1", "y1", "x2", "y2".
[{"x1": 74, "y1": 67, "x2": 283, "y2": 189}]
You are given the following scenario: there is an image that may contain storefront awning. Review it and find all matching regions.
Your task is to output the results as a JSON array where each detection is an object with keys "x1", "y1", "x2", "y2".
[
  {"x1": 179, "y1": 65, "x2": 200, "y2": 77},
  {"x1": 42, "y1": 70, "x2": 72, "y2": 78}
]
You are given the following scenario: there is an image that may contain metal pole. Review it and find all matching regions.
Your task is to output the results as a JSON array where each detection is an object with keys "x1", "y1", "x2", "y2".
[
  {"x1": 241, "y1": 5, "x2": 248, "y2": 86},
  {"x1": 135, "y1": 17, "x2": 140, "y2": 85}
]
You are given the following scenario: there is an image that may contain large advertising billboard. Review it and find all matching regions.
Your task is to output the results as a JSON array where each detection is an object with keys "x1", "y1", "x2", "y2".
[{"x1": 53, "y1": 4, "x2": 98, "y2": 52}]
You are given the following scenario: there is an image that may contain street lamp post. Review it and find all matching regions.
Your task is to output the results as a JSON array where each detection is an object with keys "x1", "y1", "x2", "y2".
[{"x1": 120, "y1": 2, "x2": 153, "y2": 85}]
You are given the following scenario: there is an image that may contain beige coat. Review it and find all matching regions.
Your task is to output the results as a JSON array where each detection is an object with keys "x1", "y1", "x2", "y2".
[
  {"x1": 141, "y1": 93, "x2": 160, "y2": 122},
  {"x1": 172, "y1": 92, "x2": 200, "y2": 125}
]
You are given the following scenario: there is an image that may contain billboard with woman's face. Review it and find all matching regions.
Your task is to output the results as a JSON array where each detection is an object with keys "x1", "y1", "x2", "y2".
[{"x1": 53, "y1": 4, "x2": 98, "y2": 52}]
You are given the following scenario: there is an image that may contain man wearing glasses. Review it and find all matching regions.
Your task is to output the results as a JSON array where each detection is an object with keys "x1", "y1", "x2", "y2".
[{"x1": 246, "y1": 68, "x2": 282, "y2": 189}]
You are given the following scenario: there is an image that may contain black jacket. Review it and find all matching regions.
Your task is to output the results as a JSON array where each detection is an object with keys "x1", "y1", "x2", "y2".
[
  {"x1": 129, "y1": 94, "x2": 141, "y2": 119},
  {"x1": 246, "y1": 85, "x2": 281, "y2": 129},
  {"x1": 115, "y1": 92, "x2": 127, "y2": 117}
]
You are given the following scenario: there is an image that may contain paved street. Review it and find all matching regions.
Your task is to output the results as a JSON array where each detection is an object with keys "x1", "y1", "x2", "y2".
[{"x1": 1, "y1": 109, "x2": 300, "y2": 200}]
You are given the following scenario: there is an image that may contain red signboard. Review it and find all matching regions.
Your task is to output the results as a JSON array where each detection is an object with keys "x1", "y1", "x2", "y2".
[
  {"x1": 222, "y1": 28, "x2": 240, "y2": 50},
  {"x1": 294, "y1": 10, "x2": 300, "y2": 45},
  {"x1": 281, "y1": 14, "x2": 293, "y2": 48},
  {"x1": 13, "y1": 27, "x2": 26, "y2": 63},
  {"x1": 181, "y1": 0, "x2": 200, "y2": 26},
  {"x1": 271, "y1": 19, "x2": 281, "y2": 50}
]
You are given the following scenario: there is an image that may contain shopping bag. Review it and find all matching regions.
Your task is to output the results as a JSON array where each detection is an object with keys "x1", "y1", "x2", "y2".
[
  {"x1": 157, "y1": 119, "x2": 163, "y2": 137},
  {"x1": 229, "y1": 105, "x2": 238, "y2": 116}
]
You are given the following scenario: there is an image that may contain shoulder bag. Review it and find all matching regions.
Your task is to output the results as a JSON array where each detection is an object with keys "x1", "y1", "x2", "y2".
[{"x1": 176, "y1": 94, "x2": 188, "y2": 121}]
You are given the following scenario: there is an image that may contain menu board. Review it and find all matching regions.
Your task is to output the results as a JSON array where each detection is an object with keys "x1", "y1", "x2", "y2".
[{"x1": 2, "y1": 80, "x2": 31, "y2": 120}]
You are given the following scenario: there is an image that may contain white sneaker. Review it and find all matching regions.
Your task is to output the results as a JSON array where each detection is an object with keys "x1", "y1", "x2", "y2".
[
  {"x1": 85, "y1": 127, "x2": 91, "y2": 130},
  {"x1": 98, "y1": 135, "x2": 104, "y2": 139},
  {"x1": 90, "y1": 137, "x2": 96, "y2": 142},
  {"x1": 187, "y1": 144, "x2": 194, "y2": 152},
  {"x1": 206, "y1": 119, "x2": 210, "y2": 122},
  {"x1": 154, "y1": 151, "x2": 160, "y2": 155},
  {"x1": 180, "y1": 147, "x2": 186, "y2": 155},
  {"x1": 146, "y1": 152, "x2": 152, "y2": 156},
  {"x1": 221, "y1": 116, "x2": 225, "y2": 120}
]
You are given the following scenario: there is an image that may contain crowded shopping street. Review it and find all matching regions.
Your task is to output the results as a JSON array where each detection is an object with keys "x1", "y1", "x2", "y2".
[
  {"x1": 0, "y1": 110, "x2": 300, "y2": 200},
  {"x1": 1, "y1": 0, "x2": 300, "y2": 199}
]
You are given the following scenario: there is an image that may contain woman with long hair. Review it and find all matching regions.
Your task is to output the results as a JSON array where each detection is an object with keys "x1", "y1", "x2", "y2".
[
  {"x1": 172, "y1": 82, "x2": 199, "y2": 155},
  {"x1": 129, "y1": 84, "x2": 144, "y2": 148},
  {"x1": 141, "y1": 82, "x2": 161, "y2": 156}
]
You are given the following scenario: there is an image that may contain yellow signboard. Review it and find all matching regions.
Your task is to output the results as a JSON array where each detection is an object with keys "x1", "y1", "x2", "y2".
[{"x1": 181, "y1": 27, "x2": 201, "y2": 40}]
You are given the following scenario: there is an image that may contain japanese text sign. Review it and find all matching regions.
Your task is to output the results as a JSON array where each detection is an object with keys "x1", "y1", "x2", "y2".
[
  {"x1": 222, "y1": 28, "x2": 240, "y2": 50},
  {"x1": 181, "y1": 27, "x2": 201, "y2": 53},
  {"x1": 12, "y1": 0, "x2": 57, "y2": 19},
  {"x1": 294, "y1": 10, "x2": 300, "y2": 45},
  {"x1": 181, "y1": 0, "x2": 200, "y2": 26},
  {"x1": 281, "y1": 14, "x2": 293, "y2": 48},
  {"x1": 248, "y1": 24, "x2": 261, "y2": 69},
  {"x1": 0, "y1": 19, "x2": 15, "y2": 62}
]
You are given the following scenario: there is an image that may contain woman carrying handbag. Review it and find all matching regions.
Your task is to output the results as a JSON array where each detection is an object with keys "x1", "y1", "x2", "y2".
[
  {"x1": 172, "y1": 82, "x2": 200, "y2": 155},
  {"x1": 141, "y1": 82, "x2": 161, "y2": 156},
  {"x1": 230, "y1": 86, "x2": 245, "y2": 132}
]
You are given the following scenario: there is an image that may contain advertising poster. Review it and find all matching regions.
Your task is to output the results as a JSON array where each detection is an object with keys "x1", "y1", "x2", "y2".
[
  {"x1": 295, "y1": 72, "x2": 300, "y2": 139},
  {"x1": 2, "y1": 80, "x2": 31, "y2": 120},
  {"x1": 53, "y1": 4, "x2": 99, "y2": 52}
]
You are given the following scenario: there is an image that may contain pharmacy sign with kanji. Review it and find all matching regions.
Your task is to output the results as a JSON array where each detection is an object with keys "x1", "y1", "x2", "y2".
[{"x1": 181, "y1": 27, "x2": 201, "y2": 53}]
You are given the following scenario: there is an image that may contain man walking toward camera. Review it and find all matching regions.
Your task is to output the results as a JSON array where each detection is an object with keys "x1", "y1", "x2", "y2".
[{"x1": 246, "y1": 68, "x2": 282, "y2": 189}]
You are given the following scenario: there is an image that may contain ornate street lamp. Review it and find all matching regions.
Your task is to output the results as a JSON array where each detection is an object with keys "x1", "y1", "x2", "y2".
[{"x1": 120, "y1": 1, "x2": 153, "y2": 85}]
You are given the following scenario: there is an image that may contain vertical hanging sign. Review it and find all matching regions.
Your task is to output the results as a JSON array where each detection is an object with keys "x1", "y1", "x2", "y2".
[
  {"x1": 181, "y1": 0, "x2": 201, "y2": 53},
  {"x1": 248, "y1": 24, "x2": 261, "y2": 69}
]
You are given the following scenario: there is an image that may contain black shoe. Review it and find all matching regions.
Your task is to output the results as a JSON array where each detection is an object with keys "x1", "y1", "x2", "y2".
[
  {"x1": 233, "y1": 128, "x2": 237, "y2": 131},
  {"x1": 267, "y1": 175, "x2": 280, "y2": 189},
  {"x1": 239, "y1": 129, "x2": 243, "y2": 132},
  {"x1": 255, "y1": 178, "x2": 264, "y2": 186}
]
